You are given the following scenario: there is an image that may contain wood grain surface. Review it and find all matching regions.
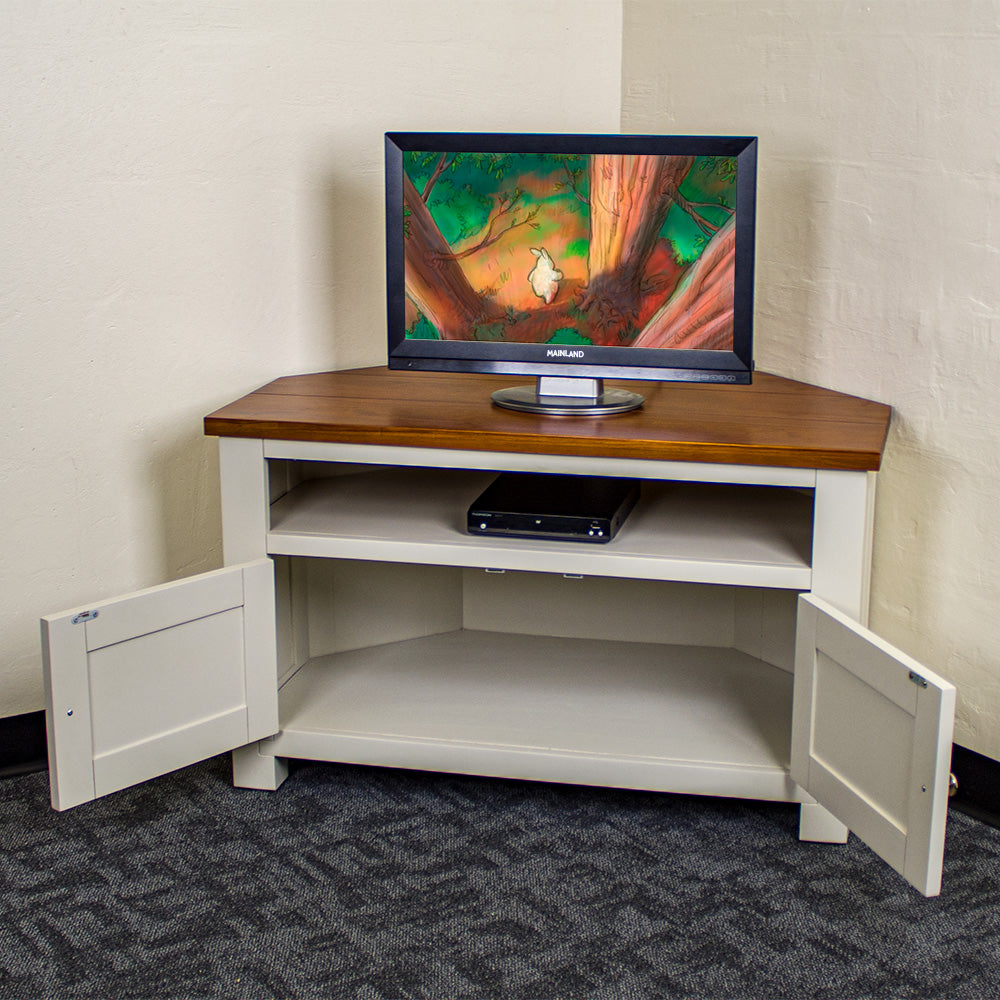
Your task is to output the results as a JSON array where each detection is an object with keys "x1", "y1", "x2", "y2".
[{"x1": 204, "y1": 367, "x2": 891, "y2": 470}]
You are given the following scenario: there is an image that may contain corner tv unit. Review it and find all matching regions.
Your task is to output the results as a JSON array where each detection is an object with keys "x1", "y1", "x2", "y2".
[
  {"x1": 43, "y1": 369, "x2": 958, "y2": 896},
  {"x1": 385, "y1": 131, "x2": 758, "y2": 414}
]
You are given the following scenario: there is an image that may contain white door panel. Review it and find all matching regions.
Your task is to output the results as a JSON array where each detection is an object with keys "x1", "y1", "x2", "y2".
[
  {"x1": 42, "y1": 559, "x2": 277, "y2": 811},
  {"x1": 791, "y1": 594, "x2": 956, "y2": 896}
]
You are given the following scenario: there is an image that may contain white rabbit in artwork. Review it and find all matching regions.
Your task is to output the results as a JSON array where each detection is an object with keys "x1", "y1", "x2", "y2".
[{"x1": 528, "y1": 247, "x2": 563, "y2": 305}]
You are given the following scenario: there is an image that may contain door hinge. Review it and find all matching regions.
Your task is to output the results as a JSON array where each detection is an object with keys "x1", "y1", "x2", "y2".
[
  {"x1": 908, "y1": 670, "x2": 928, "y2": 688},
  {"x1": 71, "y1": 610, "x2": 99, "y2": 625}
]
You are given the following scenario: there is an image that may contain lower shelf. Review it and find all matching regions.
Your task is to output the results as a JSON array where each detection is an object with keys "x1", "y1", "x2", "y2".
[{"x1": 267, "y1": 630, "x2": 806, "y2": 803}]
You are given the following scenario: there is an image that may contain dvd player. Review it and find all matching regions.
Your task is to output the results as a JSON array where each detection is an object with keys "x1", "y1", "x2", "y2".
[{"x1": 467, "y1": 472, "x2": 639, "y2": 543}]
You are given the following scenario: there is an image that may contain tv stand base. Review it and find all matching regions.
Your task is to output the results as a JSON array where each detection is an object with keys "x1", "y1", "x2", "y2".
[{"x1": 491, "y1": 376, "x2": 644, "y2": 415}]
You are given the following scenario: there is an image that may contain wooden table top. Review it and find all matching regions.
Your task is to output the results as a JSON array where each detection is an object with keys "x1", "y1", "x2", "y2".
[{"x1": 204, "y1": 367, "x2": 892, "y2": 471}]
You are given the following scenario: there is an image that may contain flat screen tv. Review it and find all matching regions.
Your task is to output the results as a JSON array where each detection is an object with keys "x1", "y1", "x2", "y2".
[{"x1": 385, "y1": 132, "x2": 757, "y2": 414}]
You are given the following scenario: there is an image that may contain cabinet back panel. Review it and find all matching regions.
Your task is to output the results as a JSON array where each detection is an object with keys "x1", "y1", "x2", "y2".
[
  {"x1": 294, "y1": 560, "x2": 799, "y2": 665},
  {"x1": 463, "y1": 570, "x2": 737, "y2": 647},
  {"x1": 733, "y1": 588, "x2": 799, "y2": 673},
  {"x1": 305, "y1": 559, "x2": 463, "y2": 658}
]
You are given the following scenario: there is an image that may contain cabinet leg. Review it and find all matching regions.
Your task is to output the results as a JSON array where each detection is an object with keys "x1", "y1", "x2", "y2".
[
  {"x1": 798, "y1": 802, "x2": 849, "y2": 843},
  {"x1": 232, "y1": 743, "x2": 289, "y2": 791}
]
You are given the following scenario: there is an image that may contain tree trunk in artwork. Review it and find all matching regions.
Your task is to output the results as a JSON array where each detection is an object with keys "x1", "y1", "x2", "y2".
[
  {"x1": 403, "y1": 172, "x2": 486, "y2": 340},
  {"x1": 632, "y1": 214, "x2": 736, "y2": 350},
  {"x1": 582, "y1": 154, "x2": 695, "y2": 336}
]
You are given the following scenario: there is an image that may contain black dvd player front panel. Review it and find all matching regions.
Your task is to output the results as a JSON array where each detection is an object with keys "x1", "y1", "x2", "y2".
[{"x1": 467, "y1": 473, "x2": 639, "y2": 543}]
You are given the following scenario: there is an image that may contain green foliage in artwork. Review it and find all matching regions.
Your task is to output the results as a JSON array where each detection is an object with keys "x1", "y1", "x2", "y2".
[
  {"x1": 661, "y1": 155, "x2": 738, "y2": 265},
  {"x1": 471, "y1": 320, "x2": 508, "y2": 342},
  {"x1": 405, "y1": 313, "x2": 440, "y2": 340},
  {"x1": 698, "y1": 155, "x2": 738, "y2": 183},
  {"x1": 546, "y1": 328, "x2": 592, "y2": 346},
  {"x1": 668, "y1": 226, "x2": 708, "y2": 267},
  {"x1": 403, "y1": 151, "x2": 588, "y2": 248},
  {"x1": 564, "y1": 238, "x2": 589, "y2": 259},
  {"x1": 552, "y1": 155, "x2": 589, "y2": 205}
]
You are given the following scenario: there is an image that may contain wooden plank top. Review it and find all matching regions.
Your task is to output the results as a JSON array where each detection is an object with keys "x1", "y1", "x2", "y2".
[{"x1": 204, "y1": 367, "x2": 892, "y2": 471}]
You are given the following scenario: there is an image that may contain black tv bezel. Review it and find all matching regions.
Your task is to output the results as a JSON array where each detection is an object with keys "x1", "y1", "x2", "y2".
[{"x1": 384, "y1": 131, "x2": 757, "y2": 386}]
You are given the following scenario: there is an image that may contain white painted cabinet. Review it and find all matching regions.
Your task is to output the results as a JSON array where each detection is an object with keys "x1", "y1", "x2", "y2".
[{"x1": 41, "y1": 370, "x2": 957, "y2": 895}]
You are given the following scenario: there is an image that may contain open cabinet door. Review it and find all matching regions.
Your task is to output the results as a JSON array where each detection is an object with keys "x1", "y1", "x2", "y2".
[
  {"x1": 791, "y1": 594, "x2": 956, "y2": 896},
  {"x1": 41, "y1": 559, "x2": 277, "y2": 811}
]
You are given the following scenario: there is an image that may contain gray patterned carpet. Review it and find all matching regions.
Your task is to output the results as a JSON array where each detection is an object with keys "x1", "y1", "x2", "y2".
[{"x1": 1, "y1": 756, "x2": 999, "y2": 999}]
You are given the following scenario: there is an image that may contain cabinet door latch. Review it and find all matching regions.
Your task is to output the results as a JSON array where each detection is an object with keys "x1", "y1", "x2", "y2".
[
  {"x1": 908, "y1": 670, "x2": 928, "y2": 688},
  {"x1": 71, "y1": 610, "x2": 99, "y2": 625}
]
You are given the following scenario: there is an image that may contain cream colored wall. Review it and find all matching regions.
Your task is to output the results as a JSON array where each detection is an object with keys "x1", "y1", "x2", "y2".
[
  {"x1": 0, "y1": 1, "x2": 623, "y2": 716},
  {"x1": 622, "y1": 1, "x2": 1000, "y2": 758}
]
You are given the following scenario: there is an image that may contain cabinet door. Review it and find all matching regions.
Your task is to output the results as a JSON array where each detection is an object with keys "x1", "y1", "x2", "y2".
[
  {"x1": 791, "y1": 594, "x2": 956, "y2": 896},
  {"x1": 41, "y1": 559, "x2": 277, "y2": 811}
]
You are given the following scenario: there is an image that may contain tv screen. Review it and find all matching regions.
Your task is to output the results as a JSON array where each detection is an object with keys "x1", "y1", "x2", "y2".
[{"x1": 385, "y1": 132, "x2": 757, "y2": 414}]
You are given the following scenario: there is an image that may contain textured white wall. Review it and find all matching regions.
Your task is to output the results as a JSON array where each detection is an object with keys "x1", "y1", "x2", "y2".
[
  {"x1": 0, "y1": 1, "x2": 623, "y2": 715},
  {"x1": 622, "y1": 1, "x2": 1000, "y2": 757}
]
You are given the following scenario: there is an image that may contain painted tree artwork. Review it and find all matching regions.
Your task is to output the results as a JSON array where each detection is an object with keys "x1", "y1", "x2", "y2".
[{"x1": 402, "y1": 151, "x2": 739, "y2": 350}]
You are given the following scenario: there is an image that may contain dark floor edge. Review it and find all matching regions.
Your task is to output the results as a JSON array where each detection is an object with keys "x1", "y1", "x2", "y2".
[
  {"x1": 950, "y1": 743, "x2": 1000, "y2": 829},
  {"x1": 0, "y1": 710, "x2": 47, "y2": 778}
]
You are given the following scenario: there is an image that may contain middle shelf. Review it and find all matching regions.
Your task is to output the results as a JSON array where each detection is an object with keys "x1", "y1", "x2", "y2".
[{"x1": 266, "y1": 467, "x2": 815, "y2": 589}]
